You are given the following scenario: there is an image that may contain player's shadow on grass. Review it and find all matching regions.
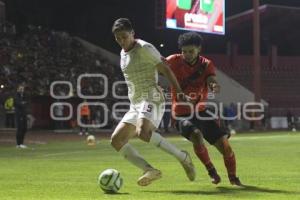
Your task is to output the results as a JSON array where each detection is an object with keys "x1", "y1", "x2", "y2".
[
  {"x1": 216, "y1": 185, "x2": 299, "y2": 195},
  {"x1": 143, "y1": 184, "x2": 299, "y2": 195}
]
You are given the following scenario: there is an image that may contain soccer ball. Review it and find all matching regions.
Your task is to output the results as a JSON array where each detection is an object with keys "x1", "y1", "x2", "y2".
[
  {"x1": 98, "y1": 169, "x2": 123, "y2": 193},
  {"x1": 230, "y1": 129, "x2": 236, "y2": 135},
  {"x1": 86, "y1": 135, "x2": 96, "y2": 146}
]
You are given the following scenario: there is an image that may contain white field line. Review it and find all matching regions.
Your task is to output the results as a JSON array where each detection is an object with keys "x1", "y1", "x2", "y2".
[
  {"x1": 180, "y1": 134, "x2": 298, "y2": 141},
  {"x1": 0, "y1": 139, "x2": 46, "y2": 144},
  {"x1": 42, "y1": 150, "x2": 88, "y2": 157},
  {"x1": 231, "y1": 134, "x2": 296, "y2": 141}
]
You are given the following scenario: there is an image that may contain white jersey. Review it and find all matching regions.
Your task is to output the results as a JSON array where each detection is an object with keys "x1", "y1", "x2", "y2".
[{"x1": 120, "y1": 39, "x2": 164, "y2": 104}]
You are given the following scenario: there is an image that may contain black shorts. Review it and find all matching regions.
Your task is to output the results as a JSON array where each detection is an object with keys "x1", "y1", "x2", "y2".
[{"x1": 175, "y1": 110, "x2": 229, "y2": 145}]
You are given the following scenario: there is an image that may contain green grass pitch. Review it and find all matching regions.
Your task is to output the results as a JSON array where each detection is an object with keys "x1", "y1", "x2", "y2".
[{"x1": 0, "y1": 132, "x2": 299, "y2": 200}]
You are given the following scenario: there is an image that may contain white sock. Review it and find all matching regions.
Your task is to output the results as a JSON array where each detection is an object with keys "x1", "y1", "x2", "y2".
[
  {"x1": 150, "y1": 131, "x2": 186, "y2": 162},
  {"x1": 119, "y1": 143, "x2": 152, "y2": 171}
]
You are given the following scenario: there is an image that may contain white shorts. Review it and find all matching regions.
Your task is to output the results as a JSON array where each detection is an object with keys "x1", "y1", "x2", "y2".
[{"x1": 120, "y1": 100, "x2": 165, "y2": 128}]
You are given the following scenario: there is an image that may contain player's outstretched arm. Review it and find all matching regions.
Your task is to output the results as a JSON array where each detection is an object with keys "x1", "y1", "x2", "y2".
[{"x1": 156, "y1": 62, "x2": 189, "y2": 101}]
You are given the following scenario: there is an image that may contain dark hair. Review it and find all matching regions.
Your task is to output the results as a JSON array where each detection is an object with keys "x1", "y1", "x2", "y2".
[
  {"x1": 112, "y1": 18, "x2": 133, "y2": 33},
  {"x1": 178, "y1": 32, "x2": 203, "y2": 49}
]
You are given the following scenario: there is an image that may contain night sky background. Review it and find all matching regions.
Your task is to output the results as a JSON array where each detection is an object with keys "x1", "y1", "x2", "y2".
[{"x1": 3, "y1": 0, "x2": 300, "y2": 55}]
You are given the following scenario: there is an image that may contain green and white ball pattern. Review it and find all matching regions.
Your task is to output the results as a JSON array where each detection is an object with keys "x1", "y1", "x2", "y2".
[{"x1": 98, "y1": 169, "x2": 123, "y2": 193}]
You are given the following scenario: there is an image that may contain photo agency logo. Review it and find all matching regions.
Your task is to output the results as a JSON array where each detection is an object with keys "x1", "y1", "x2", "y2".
[
  {"x1": 169, "y1": 101, "x2": 265, "y2": 121},
  {"x1": 50, "y1": 73, "x2": 265, "y2": 128},
  {"x1": 50, "y1": 74, "x2": 109, "y2": 128}
]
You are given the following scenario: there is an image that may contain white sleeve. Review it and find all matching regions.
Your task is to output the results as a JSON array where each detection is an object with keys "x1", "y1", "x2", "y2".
[{"x1": 143, "y1": 44, "x2": 163, "y2": 66}]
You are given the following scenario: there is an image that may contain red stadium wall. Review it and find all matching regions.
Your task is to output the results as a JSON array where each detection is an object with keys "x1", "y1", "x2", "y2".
[
  {"x1": 30, "y1": 97, "x2": 82, "y2": 129},
  {"x1": 205, "y1": 54, "x2": 300, "y2": 116}
]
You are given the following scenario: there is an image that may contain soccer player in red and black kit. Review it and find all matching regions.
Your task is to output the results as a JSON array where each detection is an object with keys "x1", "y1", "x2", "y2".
[{"x1": 166, "y1": 32, "x2": 242, "y2": 186}]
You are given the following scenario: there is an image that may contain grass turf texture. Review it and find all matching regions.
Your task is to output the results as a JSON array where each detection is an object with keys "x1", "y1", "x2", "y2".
[{"x1": 0, "y1": 132, "x2": 299, "y2": 200}]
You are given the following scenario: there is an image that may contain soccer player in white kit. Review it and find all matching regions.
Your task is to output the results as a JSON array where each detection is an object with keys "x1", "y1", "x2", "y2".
[{"x1": 111, "y1": 18, "x2": 195, "y2": 186}]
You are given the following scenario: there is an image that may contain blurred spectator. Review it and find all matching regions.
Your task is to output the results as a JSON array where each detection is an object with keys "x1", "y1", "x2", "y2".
[
  {"x1": 261, "y1": 105, "x2": 270, "y2": 130},
  {"x1": 0, "y1": 21, "x2": 16, "y2": 34},
  {"x1": 4, "y1": 95, "x2": 15, "y2": 128},
  {"x1": 223, "y1": 103, "x2": 237, "y2": 134},
  {"x1": 53, "y1": 100, "x2": 64, "y2": 130},
  {"x1": 79, "y1": 99, "x2": 90, "y2": 135},
  {"x1": 249, "y1": 111, "x2": 255, "y2": 131},
  {"x1": 228, "y1": 103, "x2": 237, "y2": 134},
  {"x1": 14, "y1": 84, "x2": 29, "y2": 148},
  {"x1": 287, "y1": 110, "x2": 297, "y2": 132}
]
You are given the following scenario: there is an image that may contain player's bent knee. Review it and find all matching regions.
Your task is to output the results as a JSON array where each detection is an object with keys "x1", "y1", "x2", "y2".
[
  {"x1": 110, "y1": 135, "x2": 126, "y2": 151},
  {"x1": 110, "y1": 137, "x2": 119, "y2": 150},
  {"x1": 190, "y1": 130, "x2": 204, "y2": 145},
  {"x1": 136, "y1": 128, "x2": 152, "y2": 142}
]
